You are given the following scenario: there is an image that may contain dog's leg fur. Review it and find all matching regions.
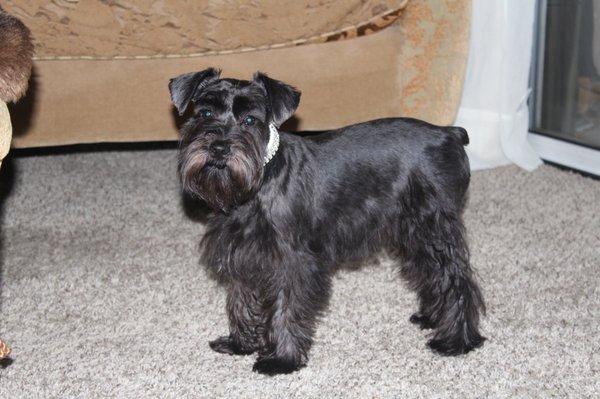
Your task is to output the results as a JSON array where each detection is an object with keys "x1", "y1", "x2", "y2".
[
  {"x1": 253, "y1": 260, "x2": 331, "y2": 375},
  {"x1": 398, "y1": 171, "x2": 485, "y2": 355},
  {"x1": 210, "y1": 282, "x2": 265, "y2": 355}
]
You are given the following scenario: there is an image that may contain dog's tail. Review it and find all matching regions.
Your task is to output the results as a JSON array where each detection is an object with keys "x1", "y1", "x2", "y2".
[{"x1": 448, "y1": 126, "x2": 469, "y2": 145}]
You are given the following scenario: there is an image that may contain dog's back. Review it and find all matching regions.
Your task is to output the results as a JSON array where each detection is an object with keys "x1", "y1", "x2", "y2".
[
  {"x1": 305, "y1": 117, "x2": 470, "y2": 207},
  {"x1": 307, "y1": 118, "x2": 468, "y2": 173},
  {"x1": 286, "y1": 117, "x2": 471, "y2": 265}
]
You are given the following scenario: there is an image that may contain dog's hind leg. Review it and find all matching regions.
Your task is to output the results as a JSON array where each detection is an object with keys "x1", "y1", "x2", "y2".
[
  {"x1": 252, "y1": 263, "x2": 331, "y2": 375},
  {"x1": 396, "y1": 177, "x2": 485, "y2": 355},
  {"x1": 209, "y1": 282, "x2": 265, "y2": 356}
]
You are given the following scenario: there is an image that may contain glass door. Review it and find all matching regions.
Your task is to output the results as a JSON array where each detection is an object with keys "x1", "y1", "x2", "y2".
[{"x1": 530, "y1": 0, "x2": 600, "y2": 176}]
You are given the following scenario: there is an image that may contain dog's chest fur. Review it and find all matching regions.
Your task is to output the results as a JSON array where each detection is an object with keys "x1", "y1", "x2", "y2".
[{"x1": 201, "y1": 135, "x2": 317, "y2": 284}]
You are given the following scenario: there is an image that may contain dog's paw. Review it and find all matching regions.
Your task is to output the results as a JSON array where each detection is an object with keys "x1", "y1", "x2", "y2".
[
  {"x1": 209, "y1": 336, "x2": 255, "y2": 356},
  {"x1": 409, "y1": 313, "x2": 436, "y2": 330},
  {"x1": 252, "y1": 357, "x2": 304, "y2": 376},
  {"x1": 427, "y1": 334, "x2": 485, "y2": 356}
]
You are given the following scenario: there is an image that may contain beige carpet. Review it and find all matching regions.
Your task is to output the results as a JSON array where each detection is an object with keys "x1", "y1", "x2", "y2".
[{"x1": 0, "y1": 149, "x2": 598, "y2": 398}]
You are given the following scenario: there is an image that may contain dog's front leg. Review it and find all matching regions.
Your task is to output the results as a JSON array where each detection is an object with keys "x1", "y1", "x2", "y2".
[
  {"x1": 252, "y1": 263, "x2": 331, "y2": 375},
  {"x1": 209, "y1": 282, "x2": 265, "y2": 356}
]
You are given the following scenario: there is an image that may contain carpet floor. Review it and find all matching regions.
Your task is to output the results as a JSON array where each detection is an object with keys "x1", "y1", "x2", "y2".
[{"x1": 0, "y1": 149, "x2": 598, "y2": 398}]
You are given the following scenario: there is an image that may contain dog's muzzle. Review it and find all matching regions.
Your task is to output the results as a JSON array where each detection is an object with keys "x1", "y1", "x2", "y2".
[{"x1": 209, "y1": 140, "x2": 231, "y2": 158}]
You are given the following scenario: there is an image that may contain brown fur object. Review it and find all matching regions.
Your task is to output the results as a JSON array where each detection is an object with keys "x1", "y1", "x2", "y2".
[
  {"x1": 0, "y1": 6, "x2": 32, "y2": 361},
  {"x1": 0, "y1": 7, "x2": 33, "y2": 102}
]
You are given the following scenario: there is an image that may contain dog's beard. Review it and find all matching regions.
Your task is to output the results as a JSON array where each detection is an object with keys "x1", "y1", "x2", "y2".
[{"x1": 179, "y1": 138, "x2": 263, "y2": 212}]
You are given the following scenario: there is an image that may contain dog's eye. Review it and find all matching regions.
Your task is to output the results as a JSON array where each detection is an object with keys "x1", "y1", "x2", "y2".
[
  {"x1": 243, "y1": 116, "x2": 256, "y2": 126},
  {"x1": 200, "y1": 109, "x2": 213, "y2": 118}
]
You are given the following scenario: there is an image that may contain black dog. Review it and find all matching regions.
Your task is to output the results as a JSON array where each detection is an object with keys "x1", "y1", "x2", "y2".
[{"x1": 169, "y1": 68, "x2": 485, "y2": 375}]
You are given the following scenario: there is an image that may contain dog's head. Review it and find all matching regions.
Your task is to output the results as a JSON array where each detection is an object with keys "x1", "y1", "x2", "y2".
[{"x1": 169, "y1": 68, "x2": 300, "y2": 212}]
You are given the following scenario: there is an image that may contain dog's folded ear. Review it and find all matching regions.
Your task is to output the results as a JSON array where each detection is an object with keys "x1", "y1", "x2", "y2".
[
  {"x1": 253, "y1": 72, "x2": 301, "y2": 127},
  {"x1": 169, "y1": 68, "x2": 221, "y2": 116}
]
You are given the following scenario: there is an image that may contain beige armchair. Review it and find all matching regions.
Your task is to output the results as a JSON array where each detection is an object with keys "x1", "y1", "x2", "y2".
[{"x1": 4, "y1": 0, "x2": 471, "y2": 148}]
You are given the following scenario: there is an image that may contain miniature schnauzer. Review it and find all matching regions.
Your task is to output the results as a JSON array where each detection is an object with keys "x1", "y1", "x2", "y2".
[{"x1": 169, "y1": 68, "x2": 485, "y2": 375}]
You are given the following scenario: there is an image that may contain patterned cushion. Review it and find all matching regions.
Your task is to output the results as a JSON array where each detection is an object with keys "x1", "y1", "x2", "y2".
[{"x1": 4, "y1": 0, "x2": 408, "y2": 59}]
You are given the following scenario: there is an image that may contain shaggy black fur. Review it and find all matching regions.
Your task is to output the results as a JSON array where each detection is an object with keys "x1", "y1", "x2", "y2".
[{"x1": 169, "y1": 68, "x2": 486, "y2": 375}]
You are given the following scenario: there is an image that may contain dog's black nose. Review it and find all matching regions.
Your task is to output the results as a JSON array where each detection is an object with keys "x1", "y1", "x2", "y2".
[{"x1": 210, "y1": 141, "x2": 231, "y2": 157}]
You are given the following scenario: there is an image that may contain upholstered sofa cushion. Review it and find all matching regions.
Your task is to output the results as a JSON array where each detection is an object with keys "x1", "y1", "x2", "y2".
[{"x1": 5, "y1": 0, "x2": 408, "y2": 58}]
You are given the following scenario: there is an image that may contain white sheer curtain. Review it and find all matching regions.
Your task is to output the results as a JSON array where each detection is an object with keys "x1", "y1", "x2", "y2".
[{"x1": 455, "y1": 0, "x2": 542, "y2": 171}]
